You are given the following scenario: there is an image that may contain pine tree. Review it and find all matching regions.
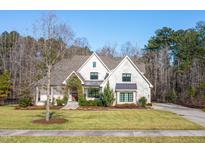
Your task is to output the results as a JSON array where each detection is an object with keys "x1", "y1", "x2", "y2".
[
  {"x1": 0, "y1": 70, "x2": 11, "y2": 105},
  {"x1": 103, "y1": 82, "x2": 115, "y2": 106}
]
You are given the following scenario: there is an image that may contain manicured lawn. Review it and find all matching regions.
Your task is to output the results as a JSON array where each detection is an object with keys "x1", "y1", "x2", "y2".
[
  {"x1": 0, "y1": 106, "x2": 203, "y2": 130},
  {"x1": 0, "y1": 136, "x2": 205, "y2": 143}
]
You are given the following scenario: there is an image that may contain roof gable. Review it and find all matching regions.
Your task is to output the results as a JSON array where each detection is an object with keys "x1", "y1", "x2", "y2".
[
  {"x1": 62, "y1": 71, "x2": 84, "y2": 85},
  {"x1": 101, "y1": 56, "x2": 153, "y2": 88},
  {"x1": 37, "y1": 52, "x2": 147, "y2": 86},
  {"x1": 77, "y1": 52, "x2": 110, "y2": 72}
]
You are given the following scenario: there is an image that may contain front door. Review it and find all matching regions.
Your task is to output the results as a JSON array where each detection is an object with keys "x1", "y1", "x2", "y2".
[{"x1": 70, "y1": 87, "x2": 78, "y2": 101}]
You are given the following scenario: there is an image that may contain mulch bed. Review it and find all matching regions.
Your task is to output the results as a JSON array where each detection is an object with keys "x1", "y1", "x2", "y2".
[
  {"x1": 15, "y1": 105, "x2": 62, "y2": 110},
  {"x1": 15, "y1": 104, "x2": 151, "y2": 111},
  {"x1": 33, "y1": 118, "x2": 67, "y2": 124},
  {"x1": 77, "y1": 106, "x2": 109, "y2": 111},
  {"x1": 77, "y1": 105, "x2": 150, "y2": 111}
]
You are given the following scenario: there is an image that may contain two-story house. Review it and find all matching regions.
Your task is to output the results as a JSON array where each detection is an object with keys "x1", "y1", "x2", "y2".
[{"x1": 35, "y1": 52, "x2": 153, "y2": 105}]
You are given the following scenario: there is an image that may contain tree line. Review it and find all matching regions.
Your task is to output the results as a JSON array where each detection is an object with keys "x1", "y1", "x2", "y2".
[
  {"x1": 0, "y1": 13, "x2": 92, "y2": 105},
  {"x1": 144, "y1": 24, "x2": 205, "y2": 107}
]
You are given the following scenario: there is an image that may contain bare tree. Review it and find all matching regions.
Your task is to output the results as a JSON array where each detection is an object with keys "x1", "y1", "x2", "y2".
[
  {"x1": 74, "y1": 37, "x2": 90, "y2": 48},
  {"x1": 98, "y1": 43, "x2": 117, "y2": 57},
  {"x1": 121, "y1": 41, "x2": 140, "y2": 57},
  {"x1": 35, "y1": 12, "x2": 73, "y2": 121}
]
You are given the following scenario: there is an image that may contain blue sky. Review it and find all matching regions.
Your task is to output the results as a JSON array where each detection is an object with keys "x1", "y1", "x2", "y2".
[{"x1": 1, "y1": 10, "x2": 205, "y2": 51}]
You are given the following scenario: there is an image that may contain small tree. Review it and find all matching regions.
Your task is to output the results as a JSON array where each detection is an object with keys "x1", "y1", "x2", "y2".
[
  {"x1": 102, "y1": 82, "x2": 115, "y2": 106},
  {"x1": 0, "y1": 70, "x2": 11, "y2": 105},
  {"x1": 35, "y1": 12, "x2": 73, "y2": 121}
]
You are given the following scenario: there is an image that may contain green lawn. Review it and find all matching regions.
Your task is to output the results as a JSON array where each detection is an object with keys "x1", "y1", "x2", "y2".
[
  {"x1": 0, "y1": 136, "x2": 205, "y2": 143},
  {"x1": 0, "y1": 106, "x2": 203, "y2": 130},
  {"x1": 0, "y1": 106, "x2": 204, "y2": 130}
]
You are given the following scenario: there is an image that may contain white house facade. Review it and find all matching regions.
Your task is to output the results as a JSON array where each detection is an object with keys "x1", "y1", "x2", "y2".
[{"x1": 35, "y1": 53, "x2": 153, "y2": 105}]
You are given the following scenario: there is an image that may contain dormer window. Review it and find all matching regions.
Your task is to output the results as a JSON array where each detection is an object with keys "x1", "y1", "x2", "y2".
[
  {"x1": 93, "y1": 61, "x2": 96, "y2": 68},
  {"x1": 122, "y1": 73, "x2": 131, "y2": 82},
  {"x1": 90, "y1": 72, "x2": 98, "y2": 80}
]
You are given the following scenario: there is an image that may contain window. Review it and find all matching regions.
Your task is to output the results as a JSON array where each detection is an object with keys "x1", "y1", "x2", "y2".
[
  {"x1": 120, "y1": 92, "x2": 133, "y2": 102},
  {"x1": 122, "y1": 73, "x2": 131, "y2": 82},
  {"x1": 93, "y1": 61, "x2": 96, "y2": 68},
  {"x1": 88, "y1": 88, "x2": 100, "y2": 98},
  {"x1": 90, "y1": 72, "x2": 98, "y2": 80}
]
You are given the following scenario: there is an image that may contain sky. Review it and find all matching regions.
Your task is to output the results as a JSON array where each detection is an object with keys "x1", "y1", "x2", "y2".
[{"x1": 1, "y1": 10, "x2": 205, "y2": 51}]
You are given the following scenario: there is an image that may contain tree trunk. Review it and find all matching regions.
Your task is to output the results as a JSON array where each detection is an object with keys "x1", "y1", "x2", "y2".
[{"x1": 46, "y1": 65, "x2": 51, "y2": 121}]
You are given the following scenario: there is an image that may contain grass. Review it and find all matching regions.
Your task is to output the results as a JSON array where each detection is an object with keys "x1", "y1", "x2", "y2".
[
  {"x1": 202, "y1": 108, "x2": 205, "y2": 112},
  {"x1": 0, "y1": 105, "x2": 203, "y2": 130},
  {"x1": 0, "y1": 136, "x2": 205, "y2": 143}
]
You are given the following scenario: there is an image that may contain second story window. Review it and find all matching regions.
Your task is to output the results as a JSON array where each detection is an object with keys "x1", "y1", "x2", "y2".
[
  {"x1": 90, "y1": 72, "x2": 98, "y2": 80},
  {"x1": 122, "y1": 73, "x2": 131, "y2": 82},
  {"x1": 93, "y1": 61, "x2": 96, "y2": 68}
]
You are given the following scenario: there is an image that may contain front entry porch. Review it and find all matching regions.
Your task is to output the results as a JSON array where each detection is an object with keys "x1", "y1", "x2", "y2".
[{"x1": 69, "y1": 87, "x2": 78, "y2": 101}]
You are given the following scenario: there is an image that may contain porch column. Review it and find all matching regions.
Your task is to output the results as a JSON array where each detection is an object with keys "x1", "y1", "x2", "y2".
[
  {"x1": 68, "y1": 89, "x2": 72, "y2": 101},
  {"x1": 51, "y1": 87, "x2": 54, "y2": 103},
  {"x1": 113, "y1": 91, "x2": 118, "y2": 106},
  {"x1": 35, "y1": 87, "x2": 39, "y2": 105}
]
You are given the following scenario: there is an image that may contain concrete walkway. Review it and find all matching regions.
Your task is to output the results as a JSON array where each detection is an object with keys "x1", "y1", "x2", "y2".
[
  {"x1": 61, "y1": 101, "x2": 79, "y2": 110},
  {"x1": 153, "y1": 103, "x2": 205, "y2": 127},
  {"x1": 0, "y1": 130, "x2": 205, "y2": 137}
]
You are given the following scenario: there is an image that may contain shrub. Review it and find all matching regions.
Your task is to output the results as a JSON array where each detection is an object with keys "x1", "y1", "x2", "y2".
[
  {"x1": 78, "y1": 96, "x2": 87, "y2": 106},
  {"x1": 139, "y1": 96, "x2": 147, "y2": 107},
  {"x1": 165, "y1": 90, "x2": 177, "y2": 102},
  {"x1": 56, "y1": 96, "x2": 67, "y2": 106},
  {"x1": 56, "y1": 99, "x2": 64, "y2": 106},
  {"x1": 19, "y1": 97, "x2": 32, "y2": 107},
  {"x1": 146, "y1": 103, "x2": 152, "y2": 106},
  {"x1": 96, "y1": 99, "x2": 103, "y2": 106},
  {"x1": 79, "y1": 96, "x2": 103, "y2": 106}
]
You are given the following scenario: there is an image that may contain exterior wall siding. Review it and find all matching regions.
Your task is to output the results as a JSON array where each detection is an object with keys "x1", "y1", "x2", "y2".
[
  {"x1": 102, "y1": 58, "x2": 151, "y2": 103},
  {"x1": 78, "y1": 55, "x2": 108, "y2": 81}
]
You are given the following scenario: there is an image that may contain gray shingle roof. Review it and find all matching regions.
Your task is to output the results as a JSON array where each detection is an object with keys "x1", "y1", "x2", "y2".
[
  {"x1": 38, "y1": 55, "x2": 90, "y2": 85},
  {"x1": 116, "y1": 83, "x2": 137, "y2": 90},
  {"x1": 84, "y1": 81, "x2": 103, "y2": 87},
  {"x1": 99, "y1": 56, "x2": 121, "y2": 70},
  {"x1": 38, "y1": 54, "x2": 145, "y2": 85}
]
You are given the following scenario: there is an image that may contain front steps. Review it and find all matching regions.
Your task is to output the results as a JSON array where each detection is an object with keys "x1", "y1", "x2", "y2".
[{"x1": 62, "y1": 101, "x2": 79, "y2": 110}]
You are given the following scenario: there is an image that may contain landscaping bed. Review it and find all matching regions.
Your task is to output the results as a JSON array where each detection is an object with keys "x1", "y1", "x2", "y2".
[
  {"x1": 15, "y1": 105, "x2": 62, "y2": 110},
  {"x1": 15, "y1": 103, "x2": 151, "y2": 111},
  {"x1": 33, "y1": 118, "x2": 67, "y2": 124},
  {"x1": 77, "y1": 104, "x2": 151, "y2": 111},
  {"x1": 77, "y1": 106, "x2": 109, "y2": 111}
]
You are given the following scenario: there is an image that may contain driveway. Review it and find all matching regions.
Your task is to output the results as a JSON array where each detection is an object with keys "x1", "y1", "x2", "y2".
[{"x1": 153, "y1": 103, "x2": 205, "y2": 127}]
